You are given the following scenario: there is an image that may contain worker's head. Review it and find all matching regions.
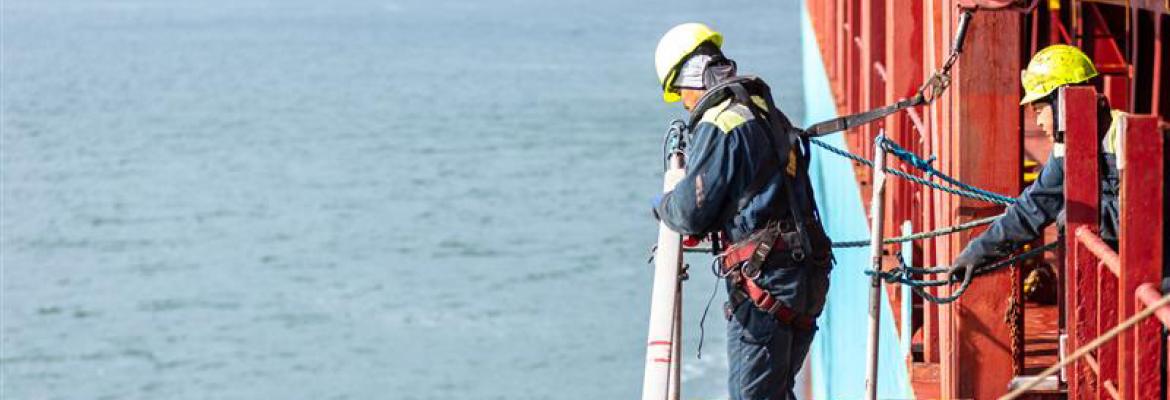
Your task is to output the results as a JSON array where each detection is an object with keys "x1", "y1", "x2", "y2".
[
  {"x1": 670, "y1": 48, "x2": 727, "y2": 110},
  {"x1": 1029, "y1": 101, "x2": 1056, "y2": 142},
  {"x1": 655, "y1": 23, "x2": 726, "y2": 110},
  {"x1": 1020, "y1": 45, "x2": 1099, "y2": 142}
]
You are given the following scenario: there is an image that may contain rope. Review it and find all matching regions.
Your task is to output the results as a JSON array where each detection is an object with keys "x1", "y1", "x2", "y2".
[
  {"x1": 866, "y1": 242, "x2": 1060, "y2": 304},
  {"x1": 680, "y1": 213, "x2": 1001, "y2": 254},
  {"x1": 999, "y1": 292, "x2": 1170, "y2": 400},
  {"x1": 810, "y1": 138, "x2": 1016, "y2": 206},
  {"x1": 879, "y1": 137, "x2": 1018, "y2": 204},
  {"x1": 830, "y1": 214, "x2": 1001, "y2": 248},
  {"x1": 683, "y1": 214, "x2": 996, "y2": 254}
]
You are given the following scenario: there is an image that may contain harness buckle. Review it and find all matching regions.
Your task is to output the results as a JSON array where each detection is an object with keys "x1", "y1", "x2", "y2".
[
  {"x1": 791, "y1": 248, "x2": 806, "y2": 262},
  {"x1": 752, "y1": 241, "x2": 771, "y2": 262},
  {"x1": 742, "y1": 261, "x2": 762, "y2": 280},
  {"x1": 779, "y1": 220, "x2": 796, "y2": 232}
]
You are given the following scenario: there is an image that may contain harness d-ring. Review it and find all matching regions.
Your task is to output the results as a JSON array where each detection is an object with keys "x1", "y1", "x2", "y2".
[
  {"x1": 712, "y1": 256, "x2": 734, "y2": 279},
  {"x1": 743, "y1": 262, "x2": 763, "y2": 280}
]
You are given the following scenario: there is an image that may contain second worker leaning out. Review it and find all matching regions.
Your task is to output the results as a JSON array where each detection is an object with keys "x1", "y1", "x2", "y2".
[{"x1": 950, "y1": 44, "x2": 1125, "y2": 281}]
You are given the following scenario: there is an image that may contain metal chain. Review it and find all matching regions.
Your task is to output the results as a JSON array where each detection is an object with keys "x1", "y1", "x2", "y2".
[
  {"x1": 1006, "y1": 265, "x2": 1023, "y2": 376},
  {"x1": 916, "y1": 10, "x2": 973, "y2": 105}
]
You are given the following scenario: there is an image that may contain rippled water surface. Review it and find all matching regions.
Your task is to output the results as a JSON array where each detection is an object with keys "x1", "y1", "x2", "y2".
[{"x1": 1, "y1": 1, "x2": 802, "y2": 398}]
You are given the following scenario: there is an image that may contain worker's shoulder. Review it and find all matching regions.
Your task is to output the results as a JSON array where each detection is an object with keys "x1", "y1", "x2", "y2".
[
  {"x1": 697, "y1": 96, "x2": 770, "y2": 134},
  {"x1": 1102, "y1": 109, "x2": 1127, "y2": 154}
]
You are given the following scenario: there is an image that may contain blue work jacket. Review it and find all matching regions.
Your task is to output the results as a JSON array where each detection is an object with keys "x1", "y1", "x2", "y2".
[
  {"x1": 654, "y1": 97, "x2": 812, "y2": 244},
  {"x1": 955, "y1": 112, "x2": 1123, "y2": 267}
]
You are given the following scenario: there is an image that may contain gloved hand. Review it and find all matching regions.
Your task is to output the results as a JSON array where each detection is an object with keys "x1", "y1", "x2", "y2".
[
  {"x1": 947, "y1": 255, "x2": 978, "y2": 283},
  {"x1": 650, "y1": 193, "x2": 664, "y2": 220}
]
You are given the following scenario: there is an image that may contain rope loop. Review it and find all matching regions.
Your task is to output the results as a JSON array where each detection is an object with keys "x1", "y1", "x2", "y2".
[{"x1": 864, "y1": 242, "x2": 1061, "y2": 304}]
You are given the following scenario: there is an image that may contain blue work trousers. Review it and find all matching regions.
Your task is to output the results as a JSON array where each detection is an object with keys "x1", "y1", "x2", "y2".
[{"x1": 726, "y1": 255, "x2": 831, "y2": 400}]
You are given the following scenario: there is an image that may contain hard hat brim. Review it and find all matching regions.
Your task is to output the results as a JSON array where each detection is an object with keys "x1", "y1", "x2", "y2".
[
  {"x1": 655, "y1": 24, "x2": 722, "y2": 104},
  {"x1": 663, "y1": 89, "x2": 682, "y2": 103},
  {"x1": 1019, "y1": 89, "x2": 1052, "y2": 105}
]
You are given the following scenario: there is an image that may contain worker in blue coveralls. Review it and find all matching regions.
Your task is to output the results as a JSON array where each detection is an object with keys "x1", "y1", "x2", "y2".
[
  {"x1": 951, "y1": 45, "x2": 1123, "y2": 286},
  {"x1": 651, "y1": 23, "x2": 834, "y2": 400}
]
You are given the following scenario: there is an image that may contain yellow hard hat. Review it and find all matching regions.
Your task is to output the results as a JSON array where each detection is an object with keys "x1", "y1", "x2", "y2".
[
  {"x1": 1019, "y1": 44, "x2": 1099, "y2": 105},
  {"x1": 655, "y1": 23, "x2": 723, "y2": 103}
]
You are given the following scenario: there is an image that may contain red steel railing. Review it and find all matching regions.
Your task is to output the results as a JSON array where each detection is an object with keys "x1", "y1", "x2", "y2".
[
  {"x1": 807, "y1": 1, "x2": 1166, "y2": 397},
  {"x1": 1062, "y1": 86, "x2": 1166, "y2": 400}
]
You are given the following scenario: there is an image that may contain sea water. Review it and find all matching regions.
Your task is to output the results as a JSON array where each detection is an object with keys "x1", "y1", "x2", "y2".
[{"x1": 1, "y1": 1, "x2": 803, "y2": 398}]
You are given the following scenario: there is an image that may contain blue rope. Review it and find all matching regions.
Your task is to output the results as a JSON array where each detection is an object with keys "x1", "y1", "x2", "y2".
[
  {"x1": 878, "y1": 137, "x2": 1018, "y2": 204},
  {"x1": 862, "y1": 241, "x2": 1060, "y2": 304},
  {"x1": 809, "y1": 138, "x2": 1016, "y2": 206}
]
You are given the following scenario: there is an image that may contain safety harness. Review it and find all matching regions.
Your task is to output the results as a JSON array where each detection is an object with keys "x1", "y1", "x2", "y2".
[
  {"x1": 718, "y1": 221, "x2": 821, "y2": 330},
  {"x1": 687, "y1": 75, "x2": 827, "y2": 330}
]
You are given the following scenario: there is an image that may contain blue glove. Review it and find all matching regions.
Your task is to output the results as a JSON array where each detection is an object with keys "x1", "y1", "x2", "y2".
[{"x1": 650, "y1": 193, "x2": 664, "y2": 220}]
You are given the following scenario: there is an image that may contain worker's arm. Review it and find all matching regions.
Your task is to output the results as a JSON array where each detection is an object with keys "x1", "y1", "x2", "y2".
[
  {"x1": 954, "y1": 154, "x2": 1065, "y2": 267},
  {"x1": 655, "y1": 122, "x2": 737, "y2": 235}
]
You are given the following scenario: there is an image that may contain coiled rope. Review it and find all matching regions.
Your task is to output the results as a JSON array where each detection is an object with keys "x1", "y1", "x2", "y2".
[{"x1": 864, "y1": 241, "x2": 1060, "y2": 304}]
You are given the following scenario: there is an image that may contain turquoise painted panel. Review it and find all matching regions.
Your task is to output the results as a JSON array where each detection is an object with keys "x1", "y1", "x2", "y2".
[{"x1": 799, "y1": 5, "x2": 915, "y2": 399}]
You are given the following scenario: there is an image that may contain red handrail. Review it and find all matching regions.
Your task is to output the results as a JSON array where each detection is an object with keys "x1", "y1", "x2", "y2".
[
  {"x1": 1063, "y1": 86, "x2": 1166, "y2": 399},
  {"x1": 1073, "y1": 226, "x2": 1120, "y2": 276},
  {"x1": 1136, "y1": 283, "x2": 1170, "y2": 328}
]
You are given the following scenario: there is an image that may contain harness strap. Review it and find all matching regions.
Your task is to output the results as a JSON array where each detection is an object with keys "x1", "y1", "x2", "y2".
[
  {"x1": 719, "y1": 224, "x2": 816, "y2": 331},
  {"x1": 729, "y1": 84, "x2": 787, "y2": 214},
  {"x1": 804, "y1": 96, "x2": 924, "y2": 137},
  {"x1": 720, "y1": 221, "x2": 816, "y2": 271},
  {"x1": 692, "y1": 76, "x2": 795, "y2": 231},
  {"x1": 726, "y1": 271, "x2": 816, "y2": 331},
  {"x1": 804, "y1": 9, "x2": 975, "y2": 138},
  {"x1": 720, "y1": 228, "x2": 788, "y2": 272},
  {"x1": 691, "y1": 76, "x2": 819, "y2": 257}
]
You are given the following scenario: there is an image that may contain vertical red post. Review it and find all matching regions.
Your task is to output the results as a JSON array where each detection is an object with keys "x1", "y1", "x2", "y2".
[
  {"x1": 921, "y1": 0, "x2": 944, "y2": 370},
  {"x1": 848, "y1": 0, "x2": 864, "y2": 155},
  {"x1": 1061, "y1": 85, "x2": 1100, "y2": 399},
  {"x1": 1049, "y1": 1, "x2": 1063, "y2": 44},
  {"x1": 1151, "y1": 15, "x2": 1161, "y2": 115},
  {"x1": 836, "y1": 0, "x2": 846, "y2": 105},
  {"x1": 1072, "y1": 240, "x2": 1099, "y2": 397},
  {"x1": 1095, "y1": 267, "x2": 1117, "y2": 400},
  {"x1": 934, "y1": 0, "x2": 955, "y2": 393},
  {"x1": 860, "y1": 0, "x2": 875, "y2": 158},
  {"x1": 1134, "y1": 286, "x2": 1166, "y2": 400},
  {"x1": 948, "y1": 9, "x2": 1022, "y2": 399},
  {"x1": 1084, "y1": 3, "x2": 1132, "y2": 111},
  {"x1": 885, "y1": 0, "x2": 924, "y2": 360},
  {"x1": 860, "y1": 0, "x2": 874, "y2": 139},
  {"x1": 848, "y1": 0, "x2": 860, "y2": 116},
  {"x1": 1102, "y1": 76, "x2": 1131, "y2": 113},
  {"x1": 1118, "y1": 115, "x2": 1164, "y2": 399}
]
